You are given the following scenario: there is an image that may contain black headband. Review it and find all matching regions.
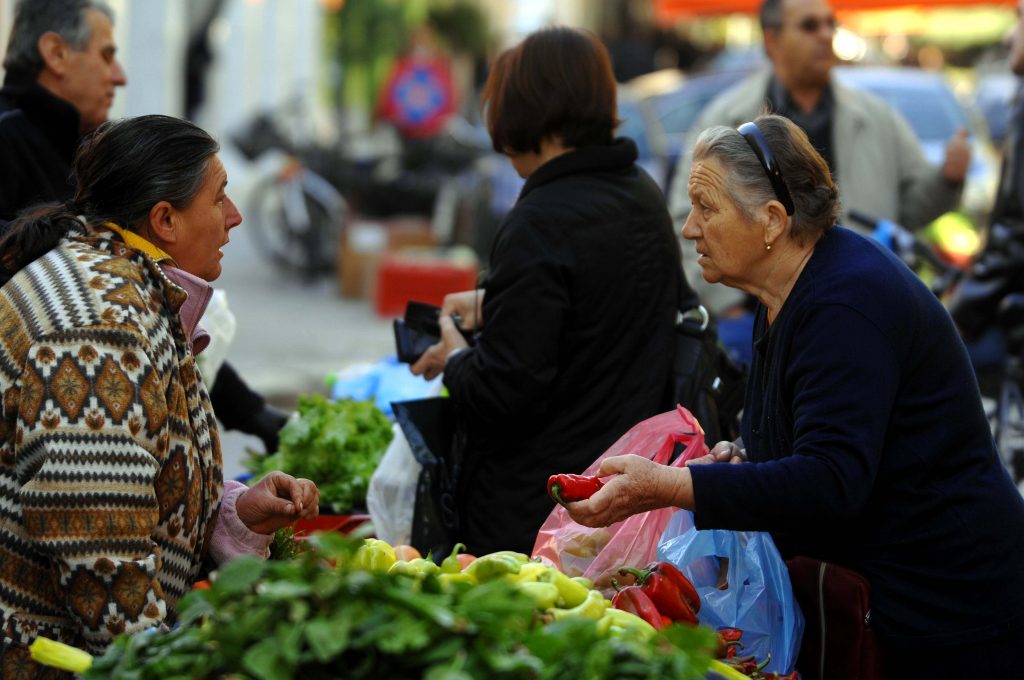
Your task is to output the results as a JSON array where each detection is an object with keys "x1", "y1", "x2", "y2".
[{"x1": 738, "y1": 121, "x2": 795, "y2": 215}]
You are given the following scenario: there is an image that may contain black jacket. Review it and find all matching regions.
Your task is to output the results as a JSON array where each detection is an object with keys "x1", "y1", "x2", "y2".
[
  {"x1": 0, "y1": 72, "x2": 81, "y2": 222},
  {"x1": 443, "y1": 139, "x2": 682, "y2": 554}
]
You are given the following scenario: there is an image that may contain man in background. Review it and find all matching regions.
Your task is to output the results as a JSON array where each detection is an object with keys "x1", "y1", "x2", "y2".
[
  {"x1": 668, "y1": 0, "x2": 971, "y2": 314},
  {"x1": 0, "y1": 0, "x2": 287, "y2": 453},
  {"x1": 0, "y1": 0, "x2": 125, "y2": 218}
]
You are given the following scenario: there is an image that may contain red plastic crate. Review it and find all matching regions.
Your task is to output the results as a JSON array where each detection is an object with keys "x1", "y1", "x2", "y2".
[
  {"x1": 374, "y1": 253, "x2": 478, "y2": 317},
  {"x1": 293, "y1": 514, "x2": 371, "y2": 538}
]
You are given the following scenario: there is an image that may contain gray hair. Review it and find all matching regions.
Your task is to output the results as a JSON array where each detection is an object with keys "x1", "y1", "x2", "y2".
[
  {"x1": 3, "y1": 0, "x2": 114, "y2": 77},
  {"x1": 693, "y1": 114, "x2": 839, "y2": 245},
  {"x1": 759, "y1": 0, "x2": 784, "y2": 32}
]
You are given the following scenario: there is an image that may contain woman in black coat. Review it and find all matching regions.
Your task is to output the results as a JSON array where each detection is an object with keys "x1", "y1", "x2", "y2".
[{"x1": 412, "y1": 27, "x2": 682, "y2": 555}]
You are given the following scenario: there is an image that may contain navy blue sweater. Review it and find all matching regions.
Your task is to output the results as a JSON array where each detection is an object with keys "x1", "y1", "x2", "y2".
[{"x1": 689, "y1": 227, "x2": 1024, "y2": 647}]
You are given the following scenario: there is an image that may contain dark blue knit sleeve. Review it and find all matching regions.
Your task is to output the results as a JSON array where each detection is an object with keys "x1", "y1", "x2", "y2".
[{"x1": 689, "y1": 303, "x2": 901, "y2": 531}]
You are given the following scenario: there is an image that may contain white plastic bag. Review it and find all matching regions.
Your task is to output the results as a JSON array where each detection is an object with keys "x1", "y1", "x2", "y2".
[
  {"x1": 195, "y1": 289, "x2": 236, "y2": 387},
  {"x1": 367, "y1": 423, "x2": 422, "y2": 545}
]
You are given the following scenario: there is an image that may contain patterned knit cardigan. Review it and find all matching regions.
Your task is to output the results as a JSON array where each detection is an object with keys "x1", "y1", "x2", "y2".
[{"x1": 0, "y1": 224, "x2": 224, "y2": 668}]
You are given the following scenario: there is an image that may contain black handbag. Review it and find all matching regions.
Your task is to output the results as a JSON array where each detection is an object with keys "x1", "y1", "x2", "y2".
[
  {"x1": 670, "y1": 281, "x2": 747, "y2": 447},
  {"x1": 392, "y1": 397, "x2": 466, "y2": 560}
]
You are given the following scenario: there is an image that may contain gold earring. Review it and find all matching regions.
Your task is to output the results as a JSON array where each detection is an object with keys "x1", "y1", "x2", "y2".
[{"x1": 765, "y1": 242, "x2": 772, "y2": 251}]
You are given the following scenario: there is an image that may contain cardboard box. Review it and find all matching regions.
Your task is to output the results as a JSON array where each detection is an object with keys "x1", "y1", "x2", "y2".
[{"x1": 337, "y1": 216, "x2": 436, "y2": 299}]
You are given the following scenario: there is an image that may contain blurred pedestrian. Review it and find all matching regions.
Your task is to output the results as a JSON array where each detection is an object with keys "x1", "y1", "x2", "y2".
[
  {"x1": 0, "y1": 0, "x2": 288, "y2": 453},
  {"x1": 570, "y1": 114, "x2": 1024, "y2": 679},
  {"x1": 0, "y1": 114, "x2": 320, "y2": 678},
  {"x1": 410, "y1": 27, "x2": 683, "y2": 556},
  {"x1": 667, "y1": 0, "x2": 971, "y2": 316}
]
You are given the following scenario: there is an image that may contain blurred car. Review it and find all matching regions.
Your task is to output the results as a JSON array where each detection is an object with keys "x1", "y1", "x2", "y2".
[
  {"x1": 628, "y1": 69, "x2": 753, "y2": 191},
  {"x1": 834, "y1": 65, "x2": 1000, "y2": 223},
  {"x1": 973, "y1": 71, "x2": 1019, "y2": 146}
]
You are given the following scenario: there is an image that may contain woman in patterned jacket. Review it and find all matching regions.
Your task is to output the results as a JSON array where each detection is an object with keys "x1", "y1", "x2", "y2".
[{"x1": 0, "y1": 114, "x2": 320, "y2": 676}]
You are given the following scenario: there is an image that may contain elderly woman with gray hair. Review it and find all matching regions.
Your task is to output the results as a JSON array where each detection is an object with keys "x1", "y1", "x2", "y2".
[{"x1": 566, "y1": 114, "x2": 1024, "y2": 676}]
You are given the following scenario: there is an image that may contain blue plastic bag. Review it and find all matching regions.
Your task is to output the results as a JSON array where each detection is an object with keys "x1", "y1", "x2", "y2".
[
  {"x1": 329, "y1": 355, "x2": 440, "y2": 417},
  {"x1": 658, "y1": 511, "x2": 803, "y2": 674}
]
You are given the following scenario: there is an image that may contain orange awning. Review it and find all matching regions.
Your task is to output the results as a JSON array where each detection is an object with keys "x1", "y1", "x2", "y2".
[{"x1": 656, "y1": 0, "x2": 1017, "y2": 19}]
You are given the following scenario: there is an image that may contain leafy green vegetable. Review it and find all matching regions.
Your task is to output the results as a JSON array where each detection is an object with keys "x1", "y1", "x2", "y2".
[
  {"x1": 269, "y1": 525, "x2": 305, "y2": 561},
  {"x1": 85, "y1": 535, "x2": 716, "y2": 679},
  {"x1": 247, "y1": 395, "x2": 393, "y2": 513}
]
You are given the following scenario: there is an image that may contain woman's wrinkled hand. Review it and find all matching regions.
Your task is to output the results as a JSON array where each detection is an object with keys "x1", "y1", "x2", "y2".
[
  {"x1": 685, "y1": 440, "x2": 746, "y2": 467},
  {"x1": 410, "y1": 314, "x2": 470, "y2": 381},
  {"x1": 563, "y1": 454, "x2": 691, "y2": 528},
  {"x1": 236, "y1": 471, "x2": 320, "y2": 534}
]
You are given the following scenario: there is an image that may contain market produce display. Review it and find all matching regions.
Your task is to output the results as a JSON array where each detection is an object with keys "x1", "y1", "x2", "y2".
[
  {"x1": 247, "y1": 395, "x2": 393, "y2": 513},
  {"x1": 33, "y1": 534, "x2": 720, "y2": 679}
]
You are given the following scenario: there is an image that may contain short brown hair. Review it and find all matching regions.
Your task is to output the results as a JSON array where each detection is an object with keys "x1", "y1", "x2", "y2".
[{"x1": 481, "y1": 27, "x2": 618, "y2": 155}]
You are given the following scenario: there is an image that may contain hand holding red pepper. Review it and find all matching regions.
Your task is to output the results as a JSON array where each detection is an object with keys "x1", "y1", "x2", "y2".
[
  {"x1": 618, "y1": 561, "x2": 700, "y2": 624},
  {"x1": 560, "y1": 454, "x2": 696, "y2": 529},
  {"x1": 547, "y1": 473, "x2": 603, "y2": 506}
]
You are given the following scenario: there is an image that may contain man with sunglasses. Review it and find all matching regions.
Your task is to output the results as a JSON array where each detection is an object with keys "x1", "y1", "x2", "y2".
[{"x1": 668, "y1": 0, "x2": 971, "y2": 315}]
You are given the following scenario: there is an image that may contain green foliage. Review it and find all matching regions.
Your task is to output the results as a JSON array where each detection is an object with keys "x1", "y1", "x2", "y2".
[
  {"x1": 428, "y1": 0, "x2": 491, "y2": 58},
  {"x1": 247, "y1": 395, "x2": 393, "y2": 513},
  {"x1": 269, "y1": 525, "x2": 305, "y2": 561},
  {"x1": 85, "y1": 536, "x2": 716, "y2": 679}
]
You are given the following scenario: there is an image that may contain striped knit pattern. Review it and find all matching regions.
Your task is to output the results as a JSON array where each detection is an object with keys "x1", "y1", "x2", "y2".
[{"x1": 0, "y1": 225, "x2": 223, "y2": 675}]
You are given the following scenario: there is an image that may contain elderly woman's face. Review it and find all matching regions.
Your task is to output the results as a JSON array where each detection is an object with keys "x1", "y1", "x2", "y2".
[
  {"x1": 682, "y1": 156, "x2": 765, "y2": 289},
  {"x1": 167, "y1": 155, "x2": 243, "y2": 281}
]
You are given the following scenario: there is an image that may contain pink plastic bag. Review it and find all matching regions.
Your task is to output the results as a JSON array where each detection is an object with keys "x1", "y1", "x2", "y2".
[{"x1": 531, "y1": 406, "x2": 709, "y2": 591}]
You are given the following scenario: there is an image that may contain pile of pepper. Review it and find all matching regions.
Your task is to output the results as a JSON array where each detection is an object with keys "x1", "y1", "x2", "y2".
[
  {"x1": 352, "y1": 538, "x2": 673, "y2": 641},
  {"x1": 611, "y1": 561, "x2": 701, "y2": 630}
]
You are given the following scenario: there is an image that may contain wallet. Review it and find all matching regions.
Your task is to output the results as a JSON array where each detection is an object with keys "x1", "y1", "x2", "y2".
[{"x1": 394, "y1": 301, "x2": 472, "y2": 364}]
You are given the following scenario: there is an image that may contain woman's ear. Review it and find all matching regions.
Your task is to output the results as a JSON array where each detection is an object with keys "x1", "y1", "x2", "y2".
[
  {"x1": 763, "y1": 200, "x2": 790, "y2": 249},
  {"x1": 147, "y1": 201, "x2": 178, "y2": 245}
]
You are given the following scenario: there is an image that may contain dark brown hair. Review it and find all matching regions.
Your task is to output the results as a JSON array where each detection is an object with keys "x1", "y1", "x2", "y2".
[{"x1": 481, "y1": 26, "x2": 618, "y2": 155}]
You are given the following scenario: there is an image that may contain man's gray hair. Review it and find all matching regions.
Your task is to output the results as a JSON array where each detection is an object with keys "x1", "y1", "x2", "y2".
[{"x1": 3, "y1": 0, "x2": 114, "y2": 78}]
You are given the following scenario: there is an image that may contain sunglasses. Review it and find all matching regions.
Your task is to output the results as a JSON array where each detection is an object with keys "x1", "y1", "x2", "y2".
[
  {"x1": 737, "y1": 122, "x2": 795, "y2": 216},
  {"x1": 793, "y1": 15, "x2": 838, "y2": 33}
]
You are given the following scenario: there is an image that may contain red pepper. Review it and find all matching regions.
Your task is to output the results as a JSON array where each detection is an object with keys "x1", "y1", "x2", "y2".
[
  {"x1": 717, "y1": 627, "x2": 744, "y2": 658},
  {"x1": 547, "y1": 473, "x2": 603, "y2": 505},
  {"x1": 723, "y1": 652, "x2": 771, "y2": 677},
  {"x1": 619, "y1": 561, "x2": 700, "y2": 623},
  {"x1": 610, "y1": 581, "x2": 668, "y2": 630}
]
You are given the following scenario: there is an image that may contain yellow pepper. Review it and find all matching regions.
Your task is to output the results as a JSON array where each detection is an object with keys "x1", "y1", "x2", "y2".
[
  {"x1": 596, "y1": 607, "x2": 658, "y2": 641},
  {"x1": 29, "y1": 637, "x2": 93, "y2": 673},
  {"x1": 465, "y1": 553, "x2": 523, "y2": 581},
  {"x1": 515, "y1": 581, "x2": 561, "y2": 610},
  {"x1": 388, "y1": 558, "x2": 441, "y2": 578},
  {"x1": 437, "y1": 571, "x2": 477, "y2": 589},
  {"x1": 350, "y1": 538, "x2": 397, "y2": 572},
  {"x1": 571, "y1": 576, "x2": 595, "y2": 590},
  {"x1": 549, "y1": 589, "x2": 609, "y2": 621},
  {"x1": 541, "y1": 568, "x2": 591, "y2": 608},
  {"x1": 503, "y1": 562, "x2": 549, "y2": 584}
]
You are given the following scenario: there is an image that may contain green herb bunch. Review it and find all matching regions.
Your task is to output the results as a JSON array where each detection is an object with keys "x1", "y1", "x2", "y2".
[
  {"x1": 249, "y1": 395, "x2": 393, "y2": 513},
  {"x1": 85, "y1": 534, "x2": 715, "y2": 680}
]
